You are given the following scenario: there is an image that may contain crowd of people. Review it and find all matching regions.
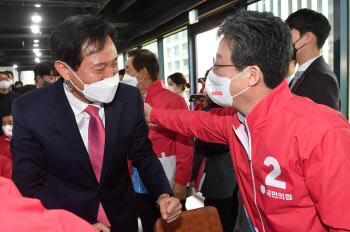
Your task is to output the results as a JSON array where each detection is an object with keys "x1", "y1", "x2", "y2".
[{"x1": 0, "y1": 7, "x2": 349, "y2": 232}]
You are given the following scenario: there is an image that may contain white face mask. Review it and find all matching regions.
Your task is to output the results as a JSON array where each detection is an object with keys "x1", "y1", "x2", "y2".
[
  {"x1": 0, "y1": 80, "x2": 12, "y2": 89},
  {"x1": 122, "y1": 73, "x2": 139, "y2": 87},
  {"x1": 204, "y1": 68, "x2": 250, "y2": 107},
  {"x1": 2, "y1": 125, "x2": 13, "y2": 138},
  {"x1": 167, "y1": 86, "x2": 175, "y2": 92},
  {"x1": 65, "y1": 64, "x2": 119, "y2": 103}
]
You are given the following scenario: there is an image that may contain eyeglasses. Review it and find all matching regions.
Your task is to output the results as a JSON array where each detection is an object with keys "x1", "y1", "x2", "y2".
[{"x1": 212, "y1": 57, "x2": 236, "y2": 74}]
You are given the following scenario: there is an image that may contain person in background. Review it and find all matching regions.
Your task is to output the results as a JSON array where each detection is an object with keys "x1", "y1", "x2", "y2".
[
  {"x1": 0, "y1": 177, "x2": 99, "y2": 232},
  {"x1": 0, "y1": 113, "x2": 13, "y2": 179},
  {"x1": 193, "y1": 69, "x2": 209, "y2": 111},
  {"x1": 15, "y1": 81, "x2": 23, "y2": 88},
  {"x1": 20, "y1": 61, "x2": 57, "y2": 95},
  {"x1": 144, "y1": 11, "x2": 350, "y2": 231},
  {"x1": 0, "y1": 72, "x2": 19, "y2": 118},
  {"x1": 124, "y1": 49, "x2": 193, "y2": 232},
  {"x1": 286, "y1": 9, "x2": 340, "y2": 110},
  {"x1": 167, "y1": 72, "x2": 191, "y2": 108},
  {"x1": 4, "y1": 71, "x2": 15, "y2": 90},
  {"x1": 119, "y1": 69, "x2": 125, "y2": 81}
]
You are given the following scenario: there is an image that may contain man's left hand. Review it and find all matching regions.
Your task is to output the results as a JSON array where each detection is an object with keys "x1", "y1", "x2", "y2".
[
  {"x1": 157, "y1": 193, "x2": 182, "y2": 223},
  {"x1": 173, "y1": 182, "x2": 187, "y2": 200}
]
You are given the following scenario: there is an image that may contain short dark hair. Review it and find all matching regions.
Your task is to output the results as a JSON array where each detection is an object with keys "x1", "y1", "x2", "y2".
[
  {"x1": 0, "y1": 71, "x2": 9, "y2": 77},
  {"x1": 167, "y1": 72, "x2": 191, "y2": 91},
  {"x1": 1, "y1": 113, "x2": 12, "y2": 122},
  {"x1": 217, "y1": 11, "x2": 292, "y2": 89},
  {"x1": 15, "y1": 81, "x2": 23, "y2": 86},
  {"x1": 34, "y1": 61, "x2": 53, "y2": 81},
  {"x1": 128, "y1": 49, "x2": 159, "y2": 81},
  {"x1": 286, "y1": 9, "x2": 331, "y2": 49},
  {"x1": 119, "y1": 69, "x2": 125, "y2": 75},
  {"x1": 49, "y1": 15, "x2": 118, "y2": 71},
  {"x1": 4, "y1": 71, "x2": 13, "y2": 77}
]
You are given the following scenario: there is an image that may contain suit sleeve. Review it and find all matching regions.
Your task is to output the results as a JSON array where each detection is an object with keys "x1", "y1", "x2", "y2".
[
  {"x1": 11, "y1": 99, "x2": 56, "y2": 207},
  {"x1": 151, "y1": 107, "x2": 230, "y2": 145},
  {"x1": 129, "y1": 92, "x2": 173, "y2": 200},
  {"x1": 170, "y1": 99, "x2": 194, "y2": 186},
  {"x1": 304, "y1": 127, "x2": 350, "y2": 231}
]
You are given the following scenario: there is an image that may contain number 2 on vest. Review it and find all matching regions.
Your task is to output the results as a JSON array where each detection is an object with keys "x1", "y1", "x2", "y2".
[{"x1": 264, "y1": 157, "x2": 286, "y2": 189}]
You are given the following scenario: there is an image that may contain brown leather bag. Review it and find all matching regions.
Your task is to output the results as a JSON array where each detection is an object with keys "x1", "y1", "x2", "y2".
[{"x1": 154, "y1": 206, "x2": 223, "y2": 232}]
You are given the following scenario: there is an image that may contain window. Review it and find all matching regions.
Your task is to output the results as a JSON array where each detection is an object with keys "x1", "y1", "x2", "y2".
[
  {"x1": 167, "y1": 48, "x2": 172, "y2": 57},
  {"x1": 175, "y1": 61, "x2": 180, "y2": 70},
  {"x1": 182, "y1": 43, "x2": 188, "y2": 51},
  {"x1": 118, "y1": 55, "x2": 124, "y2": 69},
  {"x1": 168, "y1": 62, "x2": 172, "y2": 70},
  {"x1": 142, "y1": 40, "x2": 158, "y2": 57},
  {"x1": 183, "y1": 59, "x2": 188, "y2": 67},
  {"x1": 248, "y1": 0, "x2": 334, "y2": 69},
  {"x1": 163, "y1": 29, "x2": 189, "y2": 85},
  {"x1": 21, "y1": 71, "x2": 35, "y2": 85},
  {"x1": 175, "y1": 46, "x2": 180, "y2": 55}
]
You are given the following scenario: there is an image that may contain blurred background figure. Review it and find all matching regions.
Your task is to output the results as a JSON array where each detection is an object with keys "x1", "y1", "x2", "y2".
[
  {"x1": 0, "y1": 113, "x2": 13, "y2": 179},
  {"x1": 119, "y1": 69, "x2": 125, "y2": 81},
  {"x1": 193, "y1": 69, "x2": 210, "y2": 111},
  {"x1": 20, "y1": 61, "x2": 57, "y2": 94},
  {"x1": 14, "y1": 81, "x2": 23, "y2": 88},
  {"x1": 167, "y1": 72, "x2": 191, "y2": 108},
  {"x1": 0, "y1": 72, "x2": 19, "y2": 120}
]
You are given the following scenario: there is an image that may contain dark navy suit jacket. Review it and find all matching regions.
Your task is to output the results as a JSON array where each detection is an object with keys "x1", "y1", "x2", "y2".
[{"x1": 11, "y1": 78, "x2": 172, "y2": 231}]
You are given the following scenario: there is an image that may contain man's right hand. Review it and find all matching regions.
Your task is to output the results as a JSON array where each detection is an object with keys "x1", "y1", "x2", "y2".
[
  {"x1": 92, "y1": 222, "x2": 110, "y2": 232},
  {"x1": 144, "y1": 103, "x2": 153, "y2": 123}
]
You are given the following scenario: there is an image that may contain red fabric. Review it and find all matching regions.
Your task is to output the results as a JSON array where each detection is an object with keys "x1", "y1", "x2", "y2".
[
  {"x1": 0, "y1": 154, "x2": 12, "y2": 179},
  {"x1": 151, "y1": 80, "x2": 350, "y2": 231},
  {"x1": 85, "y1": 105, "x2": 110, "y2": 227},
  {"x1": 193, "y1": 83, "x2": 205, "y2": 111},
  {"x1": 0, "y1": 177, "x2": 97, "y2": 232},
  {"x1": 0, "y1": 134, "x2": 12, "y2": 159},
  {"x1": 144, "y1": 79, "x2": 193, "y2": 186}
]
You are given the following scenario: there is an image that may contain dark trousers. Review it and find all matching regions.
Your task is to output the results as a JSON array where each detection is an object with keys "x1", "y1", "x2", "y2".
[
  {"x1": 204, "y1": 195, "x2": 238, "y2": 232},
  {"x1": 135, "y1": 192, "x2": 161, "y2": 232}
]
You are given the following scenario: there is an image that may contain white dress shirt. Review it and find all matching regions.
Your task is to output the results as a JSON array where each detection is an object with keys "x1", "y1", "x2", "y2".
[
  {"x1": 63, "y1": 82, "x2": 105, "y2": 153},
  {"x1": 297, "y1": 55, "x2": 321, "y2": 72}
]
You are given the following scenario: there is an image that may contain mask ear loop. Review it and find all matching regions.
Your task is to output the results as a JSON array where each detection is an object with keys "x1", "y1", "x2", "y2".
[{"x1": 65, "y1": 64, "x2": 85, "y2": 93}]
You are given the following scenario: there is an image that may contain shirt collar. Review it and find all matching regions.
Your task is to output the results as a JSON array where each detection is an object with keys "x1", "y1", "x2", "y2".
[
  {"x1": 297, "y1": 55, "x2": 321, "y2": 72},
  {"x1": 63, "y1": 82, "x2": 102, "y2": 116},
  {"x1": 237, "y1": 111, "x2": 246, "y2": 125},
  {"x1": 286, "y1": 73, "x2": 295, "y2": 84}
]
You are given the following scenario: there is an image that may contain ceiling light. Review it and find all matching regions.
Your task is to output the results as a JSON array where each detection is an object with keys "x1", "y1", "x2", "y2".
[
  {"x1": 35, "y1": 4, "x2": 41, "y2": 8},
  {"x1": 33, "y1": 44, "x2": 39, "y2": 47},
  {"x1": 34, "y1": 40, "x2": 39, "y2": 43},
  {"x1": 31, "y1": 25, "x2": 40, "y2": 34},
  {"x1": 36, "y1": 52, "x2": 42, "y2": 57},
  {"x1": 33, "y1": 49, "x2": 39, "y2": 53},
  {"x1": 13, "y1": 65, "x2": 17, "y2": 69},
  {"x1": 32, "y1": 13, "x2": 42, "y2": 23},
  {"x1": 35, "y1": 58, "x2": 40, "y2": 63}
]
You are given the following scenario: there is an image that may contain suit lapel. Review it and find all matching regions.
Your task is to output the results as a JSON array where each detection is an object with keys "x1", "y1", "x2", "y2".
[
  {"x1": 100, "y1": 88, "x2": 123, "y2": 184},
  {"x1": 48, "y1": 79, "x2": 97, "y2": 180},
  {"x1": 291, "y1": 56, "x2": 324, "y2": 92}
]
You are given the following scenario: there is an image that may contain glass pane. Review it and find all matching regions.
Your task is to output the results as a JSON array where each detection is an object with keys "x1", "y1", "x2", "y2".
[
  {"x1": 21, "y1": 71, "x2": 35, "y2": 85},
  {"x1": 247, "y1": 0, "x2": 334, "y2": 70},
  {"x1": 142, "y1": 40, "x2": 158, "y2": 58},
  {"x1": 196, "y1": 27, "x2": 221, "y2": 93},
  {"x1": 163, "y1": 29, "x2": 189, "y2": 87},
  {"x1": 118, "y1": 55, "x2": 124, "y2": 69},
  {"x1": 126, "y1": 47, "x2": 137, "y2": 59}
]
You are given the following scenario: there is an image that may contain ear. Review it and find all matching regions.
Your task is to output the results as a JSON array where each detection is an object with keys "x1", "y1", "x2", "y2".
[
  {"x1": 55, "y1": 60, "x2": 71, "y2": 81},
  {"x1": 304, "y1": 32, "x2": 315, "y2": 44},
  {"x1": 247, "y1": 65, "x2": 261, "y2": 87},
  {"x1": 35, "y1": 75, "x2": 42, "y2": 83},
  {"x1": 140, "y1": 67, "x2": 150, "y2": 79}
]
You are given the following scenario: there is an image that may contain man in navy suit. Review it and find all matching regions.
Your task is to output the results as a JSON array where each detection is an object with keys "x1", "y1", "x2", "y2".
[{"x1": 11, "y1": 15, "x2": 181, "y2": 232}]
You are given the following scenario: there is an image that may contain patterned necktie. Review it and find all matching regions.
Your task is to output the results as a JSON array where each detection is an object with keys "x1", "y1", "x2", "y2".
[
  {"x1": 85, "y1": 105, "x2": 110, "y2": 227},
  {"x1": 290, "y1": 71, "x2": 304, "y2": 90}
]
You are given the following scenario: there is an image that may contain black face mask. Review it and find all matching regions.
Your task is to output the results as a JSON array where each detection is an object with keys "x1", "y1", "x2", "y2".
[
  {"x1": 43, "y1": 80, "x2": 52, "y2": 86},
  {"x1": 292, "y1": 33, "x2": 307, "y2": 60}
]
